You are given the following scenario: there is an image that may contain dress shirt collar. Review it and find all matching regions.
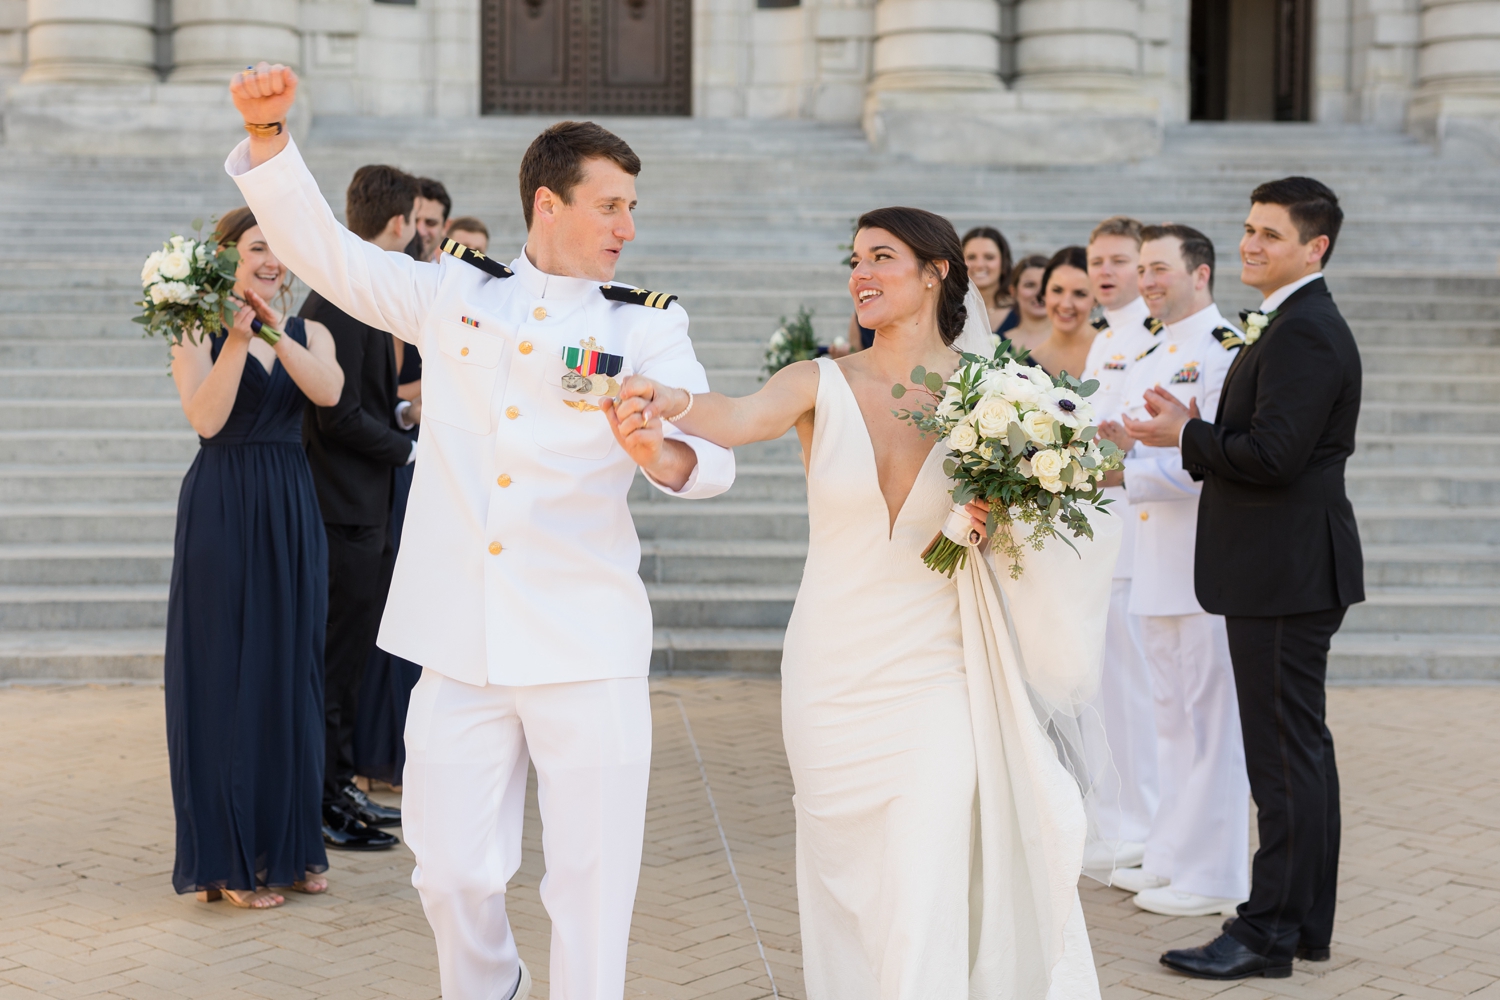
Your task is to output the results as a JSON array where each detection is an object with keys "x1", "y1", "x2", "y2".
[
  {"x1": 1259, "y1": 271, "x2": 1323, "y2": 313},
  {"x1": 1162, "y1": 302, "x2": 1227, "y2": 343},
  {"x1": 511, "y1": 244, "x2": 600, "y2": 301},
  {"x1": 1103, "y1": 295, "x2": 1151, "y2": 336}
]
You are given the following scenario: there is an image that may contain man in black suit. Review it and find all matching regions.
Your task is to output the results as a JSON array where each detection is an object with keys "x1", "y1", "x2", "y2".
[
  {"x1": 300, "y1": 164, "x2": 426, "y2": 851},
  {"x1": 1123, "y1": 177, "x2": 1363, "y2": 979}
]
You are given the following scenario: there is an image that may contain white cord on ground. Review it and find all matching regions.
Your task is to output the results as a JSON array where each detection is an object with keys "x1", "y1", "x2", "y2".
[{"x1": 671, "y1": 695, "x2": 781, "y2": 999}]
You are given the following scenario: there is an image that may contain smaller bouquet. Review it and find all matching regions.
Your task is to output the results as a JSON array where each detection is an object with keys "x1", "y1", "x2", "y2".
[
  {"x1": 893, "y1": 356, "x2": 1123, "y2": 578},
  {"x1": 132, "y1": 221, "x2": 281, "y2": 348},
  {"x1": 762, "y1": 306, "x2": 820, "y2": 378}
]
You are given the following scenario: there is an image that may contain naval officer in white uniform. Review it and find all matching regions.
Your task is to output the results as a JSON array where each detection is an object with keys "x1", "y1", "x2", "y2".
[
  {"x1": 1101, "y1": 224, "x2": 1250, "y2": 918},
  {"x1": 1079, "y1": 216, "x2": 1161, "y2": 870},
  {"x1": 227, "y1": 65, "x2": 735, "y2": 1000}
]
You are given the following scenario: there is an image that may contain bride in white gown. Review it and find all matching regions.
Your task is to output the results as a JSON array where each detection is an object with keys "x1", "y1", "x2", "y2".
[{"x1": 610, "y1": 207, "x2": 1119, "y2": 999}]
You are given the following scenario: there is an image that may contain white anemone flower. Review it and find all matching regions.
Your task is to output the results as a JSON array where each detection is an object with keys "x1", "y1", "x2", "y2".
[{"x1": 1039, "y1": 385, "x2": 1090, "y2": 428}]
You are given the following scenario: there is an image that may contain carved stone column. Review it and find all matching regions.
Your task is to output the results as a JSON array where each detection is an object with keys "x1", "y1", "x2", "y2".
[
  {"x1": 169, "y1": 0, "x2": 300, "y2": 83},
  {"x1": 869, "y1": 0, "x2": 1002, "y2": 93},
  {"x1": 21, "y1": 0, "x2": 157, "y2": 82},
  {"x1": 1012, "y1": 0, "x2": 1143, "y2": 92},
  {"x1": 1408, "y1": 0, "x2": 1500, "y2": 154},
  {"x1": 0, "y1": 0, "x2": 26, "y2": 86}
]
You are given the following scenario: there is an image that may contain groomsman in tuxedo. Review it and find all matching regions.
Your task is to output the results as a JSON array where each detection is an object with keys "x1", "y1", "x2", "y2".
[
  {"x1": 1125, "y1": 178, "x2": 1363, "y2": 979},
  {"x1": 300, "y1": 164, "x2": 424, "y2": 850},
  {"x1": 1103, "y1": 225, "x2": 1249, "y2": 919},
  {"x1": 1079, "y1": 216, "x2": 1160, "y2": 870}
]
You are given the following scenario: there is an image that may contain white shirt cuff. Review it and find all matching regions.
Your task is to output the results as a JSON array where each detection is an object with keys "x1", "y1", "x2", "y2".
[
  {"x1": 395, "y1": 400, "x2": 416, "y2": 430},
  {"x1": 406, "y1": 440, "x2": 417, "y2": 465}
]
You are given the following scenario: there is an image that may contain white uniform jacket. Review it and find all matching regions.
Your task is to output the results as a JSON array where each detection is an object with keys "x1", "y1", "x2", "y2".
[
  {"x1": 1081, "y1": 296, "x2": 1160, "y2": 580},
  {"x1": 227, "y1": 137, "x2": 736, "y2": 687},
  {"x1": 1120, "y1": 303, "x2": 1238, "y2": 617}
]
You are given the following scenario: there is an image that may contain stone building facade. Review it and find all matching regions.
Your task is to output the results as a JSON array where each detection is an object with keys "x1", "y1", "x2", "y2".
[{"x1": 1, "y1": 0, "x2": 1496, "y2": 161}]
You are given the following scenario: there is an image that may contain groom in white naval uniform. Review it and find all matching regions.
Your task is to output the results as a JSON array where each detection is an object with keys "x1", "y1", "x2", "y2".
[
  {"x1": 226, "y1": 64, "x2": 735, "y2": 1000},
  {"x1": 1079, "y1": 216, "x2": 1161, "y2": 871},
  {"x1": 1100, "y1": 224, "x2": 1250, "y2": 918}
]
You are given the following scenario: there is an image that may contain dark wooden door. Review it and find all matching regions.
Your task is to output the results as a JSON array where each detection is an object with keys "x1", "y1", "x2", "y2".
[
  {"x1": 1190, "y1": 0, "x2": 1309, "y2": 122},
  {"x1": 481, "y1": 0, "x2": 690, "y2": 115}
]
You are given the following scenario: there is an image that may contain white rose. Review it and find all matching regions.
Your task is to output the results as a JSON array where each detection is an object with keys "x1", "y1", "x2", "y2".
[
  {"x1": 149, "y1": 281, "x2": 195, "y2": 305},
  {"x1": 1020, "y1": 409, "x2": 1057, "y2": 444},
  {"x1": 158, "y1": 251, "x2": 191, "y2": 281},
  {"x1": 1030, "y1": 448, "x2": 1066, "y2": 482},
  {"x1": 170, "y1": 235, "x2": 185, "y2": 249},
  {"x1": 973, "y1": 397, "x2": 1013, "y2": 438},
  {"x1": 947, "y1": 422, "x2": 980, "y2": 453},
  {"x1": 195, "y1": 244, "x2": 209, "y2": 265},
  {"x1": 935, "y1": 386, "x2": 964, "y2": 421},
  {"x1": 769, "y1": 329, "x2": 787, "y2": 348},
  {"x1": 141, "y1": 250, "x2": 165, "y2": 287}
]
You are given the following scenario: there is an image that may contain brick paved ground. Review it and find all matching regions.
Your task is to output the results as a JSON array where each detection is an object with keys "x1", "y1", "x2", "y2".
[{"x1": 1, "y1": 679, "x2": 1496, "y2": 1000}]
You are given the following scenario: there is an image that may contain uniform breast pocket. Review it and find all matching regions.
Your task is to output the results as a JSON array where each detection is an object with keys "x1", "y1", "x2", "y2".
[
  {"x1": 425, "y1": 322, "x2": 504, "y2": 434},
  {"x1": 531, "y1": 351, "x2": 620, "y2": 461}
]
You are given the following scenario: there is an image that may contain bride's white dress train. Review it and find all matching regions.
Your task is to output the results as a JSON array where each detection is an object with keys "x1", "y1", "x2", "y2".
[{"x1": 782, "y1": 357, "x2": 1119, "y2": 999}]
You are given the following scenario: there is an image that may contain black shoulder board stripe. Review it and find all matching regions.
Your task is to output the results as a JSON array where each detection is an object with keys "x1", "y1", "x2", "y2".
[
  {"x1": 441, "y1": 239, "x2": 514, "y2": 280},
  {"x1": 1090, "y1": 316, "x2": 1109, "y2": 332},
  {"x1": 600, "y1": 284, "x2": 678, "y2": 309},
  {"x1": 1214, "y1": 325, "x2": 1245, "y2": 350},
  {"x1": 1145, "y1": 316, "x2": 1164, "y2": 335},
  {"x1": 1134, "y1": 342, "x2": 1161, "y2": 362}
]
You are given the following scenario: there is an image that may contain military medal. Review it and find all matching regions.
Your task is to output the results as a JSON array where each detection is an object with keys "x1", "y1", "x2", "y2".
[{"x1": 562, "y1": 338, "x2": 625, "y2": 398}]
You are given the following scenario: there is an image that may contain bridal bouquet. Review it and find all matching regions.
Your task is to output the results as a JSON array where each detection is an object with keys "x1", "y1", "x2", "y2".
[
  {"x1": 132, "y1": 223, "x2": 280, "y2": 348},
  {"x1": 893, "y1": 357, "x2": 1122, "y2": 578}
]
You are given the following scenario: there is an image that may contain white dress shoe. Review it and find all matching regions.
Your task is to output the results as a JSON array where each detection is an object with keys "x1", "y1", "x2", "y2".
[
  {"x1": 1110, "y1": 866, "x2": 1170, "y2": 893},
  {"x1": 1085, "y1": 840, "x2": 1147, "y2": 871},
  {"x1": 509, "y1": 959, "x2": 532, "y2": 1000},
  {"x1": 1132, "y1": 886, "x2": 1246, "y2": 917}
]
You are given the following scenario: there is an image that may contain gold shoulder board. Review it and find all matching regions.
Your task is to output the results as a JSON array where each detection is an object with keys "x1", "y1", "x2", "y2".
[
  {"x1": 1214, "y1": 325, "x2": 1245, "y2": 350},
  {"x1": 600, "y1": 284, "x2": 678, "y2": 310},
  {"x1": 441, "y1": 239, "x2": 514, "y2": 281}
]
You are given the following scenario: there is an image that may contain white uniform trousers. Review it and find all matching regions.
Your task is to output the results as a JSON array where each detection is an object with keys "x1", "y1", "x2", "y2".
[
  {"x1": 1138, "y1": 613, "x2": 1250, "y2": 901},
  {"x1": 402, "y1": 669, "x2": 653, "y2": 1000},
  {"x1": 1091, "y1": 579, "x2": 1159, "y2": 845}
]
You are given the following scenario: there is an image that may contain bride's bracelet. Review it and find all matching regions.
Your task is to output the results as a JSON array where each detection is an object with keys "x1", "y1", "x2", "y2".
[{"x1": 662, "y1": 390, "x2": 694, "y2": 424}]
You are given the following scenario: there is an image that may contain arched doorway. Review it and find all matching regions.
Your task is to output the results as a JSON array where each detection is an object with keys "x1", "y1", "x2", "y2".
[
  {"x1": 480, "y1": 0, "x2": 691, "y2": 114},
  {"x1": 1189, "y1": 0, "x2": 1312, "y2": 121}
]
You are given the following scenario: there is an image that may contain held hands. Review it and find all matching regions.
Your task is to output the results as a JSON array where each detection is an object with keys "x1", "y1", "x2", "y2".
[
  {"x1": 1121, "y1": 386, "x2": 1199, "y2": 448},
  {"x1": 603, "y1": 375, "x2": 679, "y2": 469}
]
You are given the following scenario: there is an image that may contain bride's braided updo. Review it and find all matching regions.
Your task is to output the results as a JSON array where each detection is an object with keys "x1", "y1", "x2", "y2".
[{"x1": 855, "y1": 207, "x2": 969, "y2": 346}]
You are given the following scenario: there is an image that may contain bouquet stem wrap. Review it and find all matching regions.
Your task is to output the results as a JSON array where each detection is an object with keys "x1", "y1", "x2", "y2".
[{"x1": 923, "y1": 504, "x2": 983, "y2": 577}]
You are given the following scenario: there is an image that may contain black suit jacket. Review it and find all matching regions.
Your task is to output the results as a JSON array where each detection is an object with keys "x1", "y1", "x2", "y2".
[
  {"x1": 1181, "y1": 278, "x2": 1365, "y2": 617},
  {"x1": 298, "y1": 291, "x2": 411, "y2": 526}
]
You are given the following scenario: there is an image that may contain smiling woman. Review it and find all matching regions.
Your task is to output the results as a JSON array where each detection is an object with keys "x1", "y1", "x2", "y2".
[
  {"x1": 1030, "y1": 244, "x2": 1098, "y2": 378},
  {"x1": 162, "y1": 206, "x2": 345, "y2": 911}
]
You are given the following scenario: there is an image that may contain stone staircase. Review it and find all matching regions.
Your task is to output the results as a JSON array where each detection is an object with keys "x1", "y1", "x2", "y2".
[{"x1": 1, "y1": 119, "x2": 1497, "y2": 680}]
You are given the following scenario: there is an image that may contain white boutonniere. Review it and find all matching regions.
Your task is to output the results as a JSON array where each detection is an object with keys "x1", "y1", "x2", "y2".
[{"x1": 1238, "y1": 308, "x2": 1278, "y2": 345}]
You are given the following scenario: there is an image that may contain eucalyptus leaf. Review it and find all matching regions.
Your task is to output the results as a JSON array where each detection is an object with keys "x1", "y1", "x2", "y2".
[
  {"x1": 891, "y1": 383, "x2": 906, "y2": 399},
  {"x1": 1077, "y1": 425, "x2": 1097, "y2": 442},
  {"x1": 943, "y1": 459, "x2": 957, "y2": 477},
  {"x1": 1078, "y1": 378, "x2": 1100, "y2": 397},
  {"x1": 1006, "y1": 421, "x2": 1026, "y2": 456},
  {"x1": 191, "y1": 218, "x2": 203, "y2": 232},
  {"x1": 924, "y1": 371, "x2": 944, "y2": 393},
  {"x1": 910, "y1": 365, "x2": 927, "y2": 384}
]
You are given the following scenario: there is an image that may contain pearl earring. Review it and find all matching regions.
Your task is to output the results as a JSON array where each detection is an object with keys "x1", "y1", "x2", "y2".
[{"x1": 926, "y1": 283, "x2": 932, "y2": 288}]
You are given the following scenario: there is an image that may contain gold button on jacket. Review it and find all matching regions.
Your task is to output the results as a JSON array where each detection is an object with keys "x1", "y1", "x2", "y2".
[
  {"x1": 1139, "y1": 511, "x2": 1150, "y2": 521},
  {"x1": 505, "y1": 406, "x2": 520, "y2": 420},
  {"x1": 497, "y1": 474, "x2": 511, "y2": 488},
  {"x1": 532, "y1": 306, "x2": 547, "y2": 321},
  {"x1": 518, "y1": 341, "x2": 533, "y2": 355},
  {"x1": 460, "y1": 346, "x2": 469, "y2": 356},
  {"x1": 488, "y1": 542, "x2": 503, "y2": 555}
]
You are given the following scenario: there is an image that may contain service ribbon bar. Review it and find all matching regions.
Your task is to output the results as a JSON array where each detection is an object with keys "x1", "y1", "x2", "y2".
[{"x1": 562, "y1": 346, "x2": 624, "y2": 377}]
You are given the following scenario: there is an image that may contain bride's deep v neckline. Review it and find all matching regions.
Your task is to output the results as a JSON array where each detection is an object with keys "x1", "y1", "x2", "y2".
[{"x1": 825, "y1": 361, "x2": 943, "y2": 539}]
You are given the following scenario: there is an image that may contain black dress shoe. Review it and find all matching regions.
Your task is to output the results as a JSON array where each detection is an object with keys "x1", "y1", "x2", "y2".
[
  {"x1": 1161, "y1": 933, "x2": 1292, "y2": 980},
  {"x1": 341, "y1": 784, "x2": 402, "y2": 827},
  {"x1": 323, "y1": 802, "x2": 399, "y2": 851},
  {"x1": 1220, "y1": 918, "x2": 1329, "y2": 962}
]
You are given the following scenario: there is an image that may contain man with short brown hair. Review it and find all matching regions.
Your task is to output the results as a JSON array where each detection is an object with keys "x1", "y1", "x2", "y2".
[{"x1": 228, "y1": 64, "x2": 733, "y2": 1000}]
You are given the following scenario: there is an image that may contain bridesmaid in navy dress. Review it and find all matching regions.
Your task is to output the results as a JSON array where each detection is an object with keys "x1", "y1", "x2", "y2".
[{"x1": 165, "y1": 208, "x2": 346, "y2": 909}]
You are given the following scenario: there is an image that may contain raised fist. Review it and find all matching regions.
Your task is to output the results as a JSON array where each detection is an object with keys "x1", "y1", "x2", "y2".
[{"x1": 229, "y1": 62, "x2": 298, "y2": 126}]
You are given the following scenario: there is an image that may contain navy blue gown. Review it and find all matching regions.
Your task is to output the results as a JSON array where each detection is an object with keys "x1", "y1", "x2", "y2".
[{"x1": 164, "y1": 317, "x2": 330, "y2": 894}]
